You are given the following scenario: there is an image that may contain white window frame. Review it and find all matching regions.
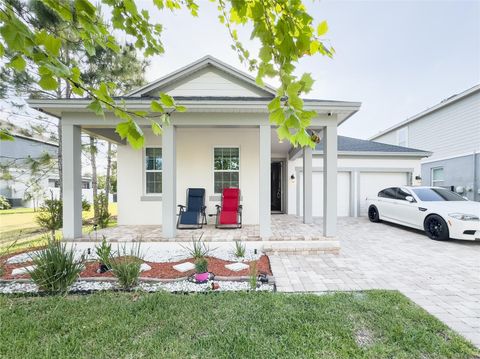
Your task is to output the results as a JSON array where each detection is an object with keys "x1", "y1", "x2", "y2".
[
  {"x1": 396, "y1": 127, "x2": 408, "y2": 147},
  {"x1": 144, "y1": 147, "x2": 162, "y2": 195},
  {"x1": 213, "y1": 146, "x2": 240, "y2": 194},
  {"x1": 431, "y1": 167, "x2": 444, "y2": 187}
]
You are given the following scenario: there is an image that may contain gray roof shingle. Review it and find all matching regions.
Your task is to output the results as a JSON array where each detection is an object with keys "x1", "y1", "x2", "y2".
[{"x1": 315, "y1": 136, "x2": 430, "y2": 154}]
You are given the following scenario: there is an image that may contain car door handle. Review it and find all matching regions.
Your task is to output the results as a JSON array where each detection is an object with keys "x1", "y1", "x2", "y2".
[{"x1": 418, "y1": 207, "x2": 427, "y2": 212}]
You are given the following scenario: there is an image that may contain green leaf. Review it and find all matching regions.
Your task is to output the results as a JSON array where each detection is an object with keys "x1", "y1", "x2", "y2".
[
  {"x1": 300, "y1": 73, "x2": 314, "y2": 94},
  {"x1": 160, "y1": 93, "x2": 175, "y2": 107},
  {"x1": 0, "y1": 129, "x2": 14, "y2": 141},
  {"x1": 151, "y1": 121, "x2": 162, "y2": 135},
  {"x1": 150, "y1": 100, "x2": 164, "y2": 113},
  {"x1": 87, "y1": 100, "x2": 104, "y2": 117},
  {"x1": 115, "y1": 120, "x2": 144, "y2": 149},
  {"x1": 175, "y1": 105, "x2": 186, "y2": 112},
  {"x1": 43, "y1": 34, "x2": 62, "y2": 56},
  {"x1": 269, "y1": 108, "x2": 284, "y2": 125},
  {"x1": 9, "y1": 55, "x2": 26, "y2": 71},
  {"x1": 0, "y1": 43, "x2": 4, "y2": 57},
  {"x1": 268, "y1": 97, "x2": 281, "y2": 112},
  {"x1": 38, "y1": 75, "x2": 58, "y2": 91},
  {"x1": 276, "y1": 125, "x2": 290, "y2": 141},
  {"x1": 317, "y1": 21, "x2": 328, "y2": 36}
]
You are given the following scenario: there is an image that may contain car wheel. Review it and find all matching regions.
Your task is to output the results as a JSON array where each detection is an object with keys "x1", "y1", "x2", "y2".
[
  {"x1": 424, "y1": 215, "x2": 449, "y2": 240},
  {"x1": 368, "y1": 205, "x2": 381, "y2": 223}
]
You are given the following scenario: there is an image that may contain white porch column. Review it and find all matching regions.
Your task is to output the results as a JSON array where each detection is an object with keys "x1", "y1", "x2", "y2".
[
  {"x1": 62, "y1": 124, "x2": 82, "y2": 239},
  {"x1": 303, "y1": 146, "x2": 313, "y2": 224},
  {"x1": 323, "y1": 124, "x2": 338, "y2": 236},
  {"x1": 259, "y1": 125, "x2": 271, "y2": 238},
  {"x1": 162, "y1": 125, "x2": 176, "y2": 238}
]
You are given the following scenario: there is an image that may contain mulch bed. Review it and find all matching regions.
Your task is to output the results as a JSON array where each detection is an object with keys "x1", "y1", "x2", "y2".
[{"x1": 1, "y1": 255, "x2": 272, "y2": 281}]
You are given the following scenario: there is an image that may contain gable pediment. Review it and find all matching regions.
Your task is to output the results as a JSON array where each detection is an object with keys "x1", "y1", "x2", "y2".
[{"x1": 127, "y1": 56, "x2": 276, "y2": 99}]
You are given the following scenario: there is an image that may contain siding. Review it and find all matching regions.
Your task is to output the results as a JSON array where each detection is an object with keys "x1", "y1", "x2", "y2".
[
  {"x1": 374, "y1": 90, "x2": 480, "y2": 161},
  {"x1": 149, "y1": 66, "x2": 270, "y2": 98}
]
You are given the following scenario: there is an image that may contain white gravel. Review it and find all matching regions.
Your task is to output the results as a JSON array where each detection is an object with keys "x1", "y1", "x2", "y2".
[
  {"x1": 0, "y1": 280, "x2": 273, "y2": 294},
  {"x1": 6, "y1": 243, "x2": 264, "y2": 265}
]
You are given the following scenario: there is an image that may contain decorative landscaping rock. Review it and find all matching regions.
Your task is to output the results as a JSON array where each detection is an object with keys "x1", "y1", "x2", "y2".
[
  {"x1": 140, "y1": 263, "x2": 152, "y2": 272},
  {"x1": 0, "y1": 279, "x2": 274, "y2": 294},
  {"x1": 11, "y1": 265, "x2": 36, "y2": 276},
  {"x1": 172, "y1": 262, "x2": 195, "y2": 272},
  {"x1": 6, "y1": 252, "x2": 39, "y2": 264},
  {"x1": 225, "y1": 262, "x2": 249, "y2": 272}
]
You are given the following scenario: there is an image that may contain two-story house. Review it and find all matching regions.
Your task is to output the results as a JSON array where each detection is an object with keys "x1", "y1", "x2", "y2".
[{"x1": 370, "y1": 85, "x2": 480, "y2": 201}]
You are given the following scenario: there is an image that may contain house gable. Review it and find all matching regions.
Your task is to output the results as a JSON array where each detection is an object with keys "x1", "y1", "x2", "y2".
[{"x1": 127, "y1": 55, "x2": 276, "y2": 98}]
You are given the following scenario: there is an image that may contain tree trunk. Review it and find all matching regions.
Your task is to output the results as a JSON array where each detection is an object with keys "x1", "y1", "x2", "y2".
[
  {"x1": 105, "y1": 141, "x2": 112, "y2": 208},
  {"x1": 90, "y1": 136, "x2": 98, "y2": 222},
  {"x1": 57, "y1": 119, "x2": 63, "y2": 200}
]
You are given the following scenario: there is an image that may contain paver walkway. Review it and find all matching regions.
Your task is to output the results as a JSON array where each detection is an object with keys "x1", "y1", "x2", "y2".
[{"x1": 270, "y1": 217, "x2": 480, "y2": 347}]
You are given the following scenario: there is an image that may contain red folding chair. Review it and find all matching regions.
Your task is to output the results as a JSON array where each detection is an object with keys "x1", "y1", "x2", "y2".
[{"x1": 214, "y1": 188, "x2": 242, "y2": 228}]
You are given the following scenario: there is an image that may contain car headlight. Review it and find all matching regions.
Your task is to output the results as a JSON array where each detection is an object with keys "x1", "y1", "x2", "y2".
[{"x1": 449, "y1": 213, "x2": 480, "y2": 221}]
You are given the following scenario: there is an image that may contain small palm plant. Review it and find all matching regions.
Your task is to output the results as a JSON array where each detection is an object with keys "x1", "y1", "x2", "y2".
[
  {"x1": 182, "y1": 233, "x2": 212, "y2": 259},
  {"x1": 95, "y1": 236, "x2": 113, "y2": 273},
  {"x1": 110, "y1": 243, "x2": 143, "y2": 290},
  {"x1": 233, "y1": 241, "x2": 246, "y2": 259},
  {"x1": 29, "y1": 239, "x2": 84, "y2": 294}
]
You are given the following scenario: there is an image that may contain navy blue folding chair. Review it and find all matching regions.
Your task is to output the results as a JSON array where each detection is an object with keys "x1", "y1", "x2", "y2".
[{"x1": 177, "y1": 188, "x2": 207, "y2": 229}]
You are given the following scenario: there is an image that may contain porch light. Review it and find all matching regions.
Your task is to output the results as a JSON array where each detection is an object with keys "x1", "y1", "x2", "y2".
[{"x1": 290, "y1": 174, "x2": 295, "y2": 183}]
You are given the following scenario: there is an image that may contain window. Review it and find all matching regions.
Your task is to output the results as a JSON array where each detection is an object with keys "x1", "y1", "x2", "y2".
[
  {"x1": 397, "y1": 127, "x2": 408, "y2": 147},
  {"x1": 82, "y1": 181, "x2": 90, "y2": 189},
  {"x1": 431, "y1": 167, "x2": 444, "y2": 187},
  {"x1": 397, "y1": 188, "x2": 413, "y2": 201},
  {"x1": 214, "y1": 147, "x2": 239, "y2": 193},
  {"x1": 412, "y1": 188, "x2": 466, "y2": 202},
  {"x1": 378, "y1": 188, "x2": 397, "y2": 199},
  {"x1": 145, "y1": 148, "x2": 162, "y2": 194},
  {"x1": 48, "y1": 179, "x2": 60, "y2": 188}
]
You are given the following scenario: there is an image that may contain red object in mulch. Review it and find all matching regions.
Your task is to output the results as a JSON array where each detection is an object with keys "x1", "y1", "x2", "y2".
[{"x1": 1, "y1": 253, "x2": 272, "y2": 280}]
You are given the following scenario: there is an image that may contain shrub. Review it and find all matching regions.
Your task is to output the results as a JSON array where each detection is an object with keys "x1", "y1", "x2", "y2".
[
  {"x1": 36, "y1": 199, "x2": 62, "y2": 238},
  {"x1": 29, "y1": 239, "x2": 84, "y2": 294},
  {"x1": 0, "y1": 195, "x2": 11, "y2": 210},
  {"x1": 195, "y1": 257, "x2": 208, "y2": 274},
  {"x1": 233, "y1": 241, "x2": 246, "y2": 258},
  {"x1": 181, "y1": 233, "x2": 211, "y2": 259},
  {"x1": 94, "y1": 193, "x2": 110, "y2": 229},
  {"x1": 95, "y1": 236, "x2": 113, "y2": 268},
  {"x1": 110, "y1": 243, "x2": 143, "y2": 290},
  {"x1": 249, "y1": 261, "x2": 258, "y2": 290},
  {"x1": 82, "y1": 199, "x2": 91, "y2": 212}
]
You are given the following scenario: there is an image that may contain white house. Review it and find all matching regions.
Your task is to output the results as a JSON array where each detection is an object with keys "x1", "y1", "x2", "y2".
[
  {"x1": 370, "y1": 84, "x2": 480, "y2": 201},
  {"x1": 29, "y1": 56, "x2": 428, "y2": 240}
]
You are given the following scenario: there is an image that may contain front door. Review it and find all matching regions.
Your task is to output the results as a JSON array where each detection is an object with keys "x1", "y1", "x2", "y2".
[{"x1": 271, "y1": 162, "x2": 282, "y2": 212}]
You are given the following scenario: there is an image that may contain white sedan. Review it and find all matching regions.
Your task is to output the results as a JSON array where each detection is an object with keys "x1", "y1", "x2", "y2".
[{"x1": 366, "y1": 186, "x2": 480, "y2": 241}]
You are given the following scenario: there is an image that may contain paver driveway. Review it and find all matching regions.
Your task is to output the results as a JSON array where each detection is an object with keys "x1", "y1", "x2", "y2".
[{"x1": 270, "y1": 217, "x2": 480, "y2": 347}]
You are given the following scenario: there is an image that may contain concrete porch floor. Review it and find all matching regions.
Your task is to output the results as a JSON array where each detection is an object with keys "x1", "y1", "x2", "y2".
[{"x1": 81, "y1": 215, "x2": 337, "y2": 242}]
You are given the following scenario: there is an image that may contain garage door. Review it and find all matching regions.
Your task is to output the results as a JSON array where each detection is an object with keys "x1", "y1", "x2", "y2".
[
  {"x1": 299, "y1": 171, "x2": 351, "y2": 217},
  {"x1": 359, "y1": 172, "x2": 408, "y2": 216}
]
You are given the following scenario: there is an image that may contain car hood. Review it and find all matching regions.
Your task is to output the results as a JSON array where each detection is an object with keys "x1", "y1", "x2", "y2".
[{"x1": 423, "y1": 201, "x2": 480, "y2": 214}]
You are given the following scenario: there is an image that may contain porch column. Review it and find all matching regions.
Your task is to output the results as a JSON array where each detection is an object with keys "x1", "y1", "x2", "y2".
[
  {"x1": 303, "y1": 146, "x2": 313, "y2": 224},
  {"x1": 62, "y1": 123, "x2": 82, "y2": 239},
  {"x1": 162, "y1": 125, "x2": 176, "y2": 238},
  {"x1": 259, "y1": 125, "x2": 271, "y2": 238},
  {"x1": 323, "y1": 124, "x2": 338, "y2": 236}
]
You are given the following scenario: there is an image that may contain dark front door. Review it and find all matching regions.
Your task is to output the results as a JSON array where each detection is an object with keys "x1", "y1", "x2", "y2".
[{"x1": 271, "y1": 162, "x2": 282, "y2": 212}]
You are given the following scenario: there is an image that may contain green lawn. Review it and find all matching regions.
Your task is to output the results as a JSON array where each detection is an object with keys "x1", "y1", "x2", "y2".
[
  {"x1": 0, "y1": 290, "x2": 477, "y2": 358},
  {"x1": 0, "y1": 204, "x2": 118, "y2": 253}
]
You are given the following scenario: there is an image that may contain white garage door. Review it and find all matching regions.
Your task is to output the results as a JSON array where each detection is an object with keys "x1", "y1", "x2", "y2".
[
  {"x1": 359, "y1": 172, "x2": 408, "y2": 216},
  {"x1": 299, "y1": 171, "x2": 351, "y2": 217}
]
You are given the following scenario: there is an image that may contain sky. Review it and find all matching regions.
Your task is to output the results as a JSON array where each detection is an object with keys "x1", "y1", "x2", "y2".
[{"x1": 136, "y1": 0, "x2": 480, "y2": 139}]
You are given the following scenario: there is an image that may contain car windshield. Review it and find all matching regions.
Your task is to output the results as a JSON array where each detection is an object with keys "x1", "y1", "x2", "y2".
[{"x1": 412, "y1": 188, "x2": 467, "y2": 202}]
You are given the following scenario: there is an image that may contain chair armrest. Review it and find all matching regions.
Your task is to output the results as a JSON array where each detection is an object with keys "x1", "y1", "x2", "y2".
[
  {"x1": 215, "y1": 204, "x2": 221, "y2": 209},
  {"x1": 238, "y1": 205, "x2": 243, "y2": 212},
  {"x1": 178, "y1": 204, "x2": 185, "y2": 208}
]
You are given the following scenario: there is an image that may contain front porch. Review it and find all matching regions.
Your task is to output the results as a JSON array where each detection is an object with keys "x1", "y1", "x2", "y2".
[{"x1": 81, "y1": 215, "x2": 338, "y2": 243}]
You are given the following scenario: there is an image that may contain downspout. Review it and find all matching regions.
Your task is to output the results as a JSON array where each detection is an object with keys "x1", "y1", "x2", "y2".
[{"x1": 473, "y1": 150, "x2": 478, "y2": 201}]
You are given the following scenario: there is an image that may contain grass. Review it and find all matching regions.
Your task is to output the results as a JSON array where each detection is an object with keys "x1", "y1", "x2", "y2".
[
  {"x1": 0, "y1": 290, "x2": 477, "y2": 358},
  {"x1": 0, "y1": 204, "x2": 118, "y2": 253}
]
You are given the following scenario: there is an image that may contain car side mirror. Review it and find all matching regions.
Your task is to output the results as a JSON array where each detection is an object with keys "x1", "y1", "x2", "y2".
[{"x1": 405, "y1": 196, "x2": 414, "y2": 203}]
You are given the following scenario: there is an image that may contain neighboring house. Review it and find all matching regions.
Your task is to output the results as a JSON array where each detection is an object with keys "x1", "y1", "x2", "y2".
[
  {"x1": 370, "y1": 85, "x2": 480, "y2": 201},
  {"x1": 0, "y1": 123, "x2": 95, "y2": 207},
  {"x1": 29, "y1": 55, "x2": 425, "y2": 240}
]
